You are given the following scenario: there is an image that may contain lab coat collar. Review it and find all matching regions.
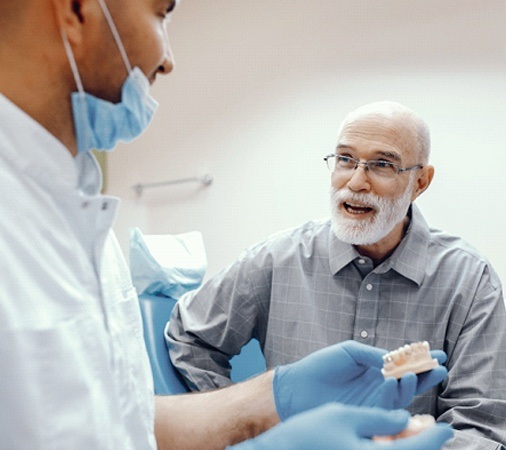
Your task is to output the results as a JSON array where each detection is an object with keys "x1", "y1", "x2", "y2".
[{"x1": 0, "y1": 93, "x2": 101, "y2": 196}]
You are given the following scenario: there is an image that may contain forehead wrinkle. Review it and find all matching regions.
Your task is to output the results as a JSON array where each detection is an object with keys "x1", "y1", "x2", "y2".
[
  {"x1": 376, "y1": 150, "x2": 401, "y2": 162},
  {"x1": 336, "y1": 144, "x2": 402, "y2": 163},
  {"x1": 339, "y1": 117, "x2": 416, "y2": 163}
]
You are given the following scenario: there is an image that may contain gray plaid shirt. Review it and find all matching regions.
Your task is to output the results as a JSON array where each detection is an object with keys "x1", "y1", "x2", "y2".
[{"x1": 167, "y1": 205, "x2": 506, "y2": 449}]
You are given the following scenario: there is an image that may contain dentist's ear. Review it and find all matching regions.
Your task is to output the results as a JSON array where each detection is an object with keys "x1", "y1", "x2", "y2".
[
  {"x1": 51, "y1": 0, "x2": 94, "y2": 45},
  {"x1": 70, "y1": 0, "x2": 85, "y2": 23}
]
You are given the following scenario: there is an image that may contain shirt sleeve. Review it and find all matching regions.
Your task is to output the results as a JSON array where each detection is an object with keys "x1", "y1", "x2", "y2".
[
  {"x1": 166, "y1": 244, "x2": 273, "y2": 391},
  {"x1": 437, "y1": 264, "x2": 506, "y2": 450}
]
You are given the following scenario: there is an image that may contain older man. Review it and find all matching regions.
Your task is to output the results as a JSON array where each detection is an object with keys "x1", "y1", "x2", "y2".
[{"x1": 168, "y1": 101, "x2": 506, "y2": 449}]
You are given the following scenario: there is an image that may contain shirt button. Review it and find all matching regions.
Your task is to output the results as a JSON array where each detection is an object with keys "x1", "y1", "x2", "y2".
[
  {"x1": 102, "y1": 202, "x2": 109, "y2": 210},
  {"x1": 366, "y1": 283, "x2": 373, "y2": 291},
  {"x1": 358, "y1": 259, "x2": 365, "y2": 264},
  {"x1": 81, "y1": 201, "x2": 89, "y2": 209},
  {"x1": 360, "y1": 330, "x2": 368, "y2": 339}
]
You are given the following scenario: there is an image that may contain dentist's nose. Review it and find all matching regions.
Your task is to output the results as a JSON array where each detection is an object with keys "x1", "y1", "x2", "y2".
[
  {"x1": 157, "y1": 54, "x2": 174, "y2": 75},
  {"x1": 158, "y1": 26, "x2": 175, "y2": 75}
]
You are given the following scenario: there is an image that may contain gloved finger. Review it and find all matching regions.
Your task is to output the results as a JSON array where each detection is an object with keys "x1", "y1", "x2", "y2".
[
  {"x1": 353, "y1": 408, "x2": 410, "y2": 437},
  {"x1": 429, "y1": 350, "x2": 447, "y2": 364},
  {"x1": 368, "y1": 377, "x2": 408, "y2": 409},
  {"x1": 369, "y1": 377, "x2": 401, "y2": 409},
  {"x1": 396, "y1": 373, "x2": 417, "y2": 408},
  {"x1": 341, "y1": 340, "x2": 387, "y2": 369},
  {"x1": 415, "y1": 366, "x2": 448, "y2": 394},
  {"x1": 387, "y1": 423, "x2": 454, "y2": 450}
]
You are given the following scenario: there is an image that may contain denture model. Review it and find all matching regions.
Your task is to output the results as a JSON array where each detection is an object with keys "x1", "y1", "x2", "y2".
[
  {"x1": 381, "y1": 341, "x2": 438, "y2": 379},
  {"x1": 373, "y1": 414, "x2": 436, "y2": 442}
]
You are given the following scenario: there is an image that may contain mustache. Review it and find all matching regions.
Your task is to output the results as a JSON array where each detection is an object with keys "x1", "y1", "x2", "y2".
[{"x1": 330, "y1": 188, "x2": 383, "y2": 210}]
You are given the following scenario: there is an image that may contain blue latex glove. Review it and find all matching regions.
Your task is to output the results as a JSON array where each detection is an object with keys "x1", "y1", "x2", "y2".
[
  {"x1": 273, "y1": 340, "x2": 447, "y2": 420},
  {"x1": 229, "y1": 404, "x2": 454, "y2": 450}
]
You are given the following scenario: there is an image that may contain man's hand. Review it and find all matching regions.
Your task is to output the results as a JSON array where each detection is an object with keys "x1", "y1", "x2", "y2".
[
  {"x1": 229, "y1": 404, "x2": 453, "y2": 450},
  {"x1": 273, "y1": 340, "x2": 447, "y2": 420}
]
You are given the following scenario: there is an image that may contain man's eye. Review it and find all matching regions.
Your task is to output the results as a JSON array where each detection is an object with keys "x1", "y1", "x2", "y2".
[{"x1": 373, "y1": 160, "x2": 394, "y2": 168}]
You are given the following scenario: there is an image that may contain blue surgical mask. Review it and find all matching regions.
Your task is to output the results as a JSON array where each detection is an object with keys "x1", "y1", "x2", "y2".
[
  {"x1": 61, "y1": 0, "x2": 159, "y2": 153},
  {"x1": 69, "y1": 67, "x2": 158, "y2": 153}
]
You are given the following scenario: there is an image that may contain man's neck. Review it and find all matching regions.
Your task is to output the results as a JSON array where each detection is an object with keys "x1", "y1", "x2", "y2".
[{"x1": 355, "y1": 215, "x2": 411, "y2": 266}]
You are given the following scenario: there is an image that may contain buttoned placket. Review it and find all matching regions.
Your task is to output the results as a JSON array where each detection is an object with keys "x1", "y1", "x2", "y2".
[
  {"x1": 75, "y1": 194, "x2": 118, "y2": 312},
  {"x1": 352, "y1": 257, "x2": 378, "y2": 345}
]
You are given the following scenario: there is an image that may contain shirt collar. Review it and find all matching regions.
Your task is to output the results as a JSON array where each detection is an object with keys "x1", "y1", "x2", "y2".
[
  {"x1": 327, "y1": 204, "x2": 430, "y2": 286},
  {"x1": 379, "y1": 204, "x2": 429, "y2": 286},
  {"x1": 0, "y1": 93, "x2": 102, "y2": 197},
  {"x1": 328, "y1": 225, "x2": 361, "y2": 274}
]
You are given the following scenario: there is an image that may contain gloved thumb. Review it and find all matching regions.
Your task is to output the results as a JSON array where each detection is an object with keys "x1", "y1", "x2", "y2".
[
  {"x1": 389, "y1": 423, "x2": 454, "y2": 449},
  {"x1": 342, "y1": 340, "x2": 386, "y2": 369},
  {"x1": 396, "y1": 373, "x2": 418, "y2": 408},
  {"x1": 351, "y1": 408, "x2": 410, "y2": 438}
]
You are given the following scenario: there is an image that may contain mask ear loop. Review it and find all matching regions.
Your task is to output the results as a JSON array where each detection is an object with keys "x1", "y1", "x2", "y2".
[
  {"x1": 61, "y1": 30, "x2": 85, "y2": 94},
  {"x1": 96, "y1": 0, "x2": 132, "y2": 74},
  {"x1": 61, "y1": 29, "x2": 91, "y2": 154}
]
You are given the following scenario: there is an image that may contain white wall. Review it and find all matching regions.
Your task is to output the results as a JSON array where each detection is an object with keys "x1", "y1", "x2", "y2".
[{"x1": 108, "y1": 1, "x2": 506, "y2": 284}]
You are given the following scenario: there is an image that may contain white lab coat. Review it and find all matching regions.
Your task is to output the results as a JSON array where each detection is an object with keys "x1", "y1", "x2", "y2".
[{"x1": 0, "y1": 94, "x2": 156, "y2": 449}]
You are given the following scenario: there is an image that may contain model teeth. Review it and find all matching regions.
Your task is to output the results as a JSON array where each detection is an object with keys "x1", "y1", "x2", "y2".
[
  {"x1": 381, "y1": 341, "x2": 438, "y2": 379},
  {"x1": 373, "y1": 414, "x2": 436, "y2": 442}
]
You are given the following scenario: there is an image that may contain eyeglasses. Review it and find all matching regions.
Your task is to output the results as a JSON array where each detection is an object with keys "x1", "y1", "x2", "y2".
[{"x1": 324, "y1": 154, "x2": 423, "y2": 179}]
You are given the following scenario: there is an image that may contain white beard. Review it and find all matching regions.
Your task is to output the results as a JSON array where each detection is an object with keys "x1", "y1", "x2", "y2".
[{"x1": 330, "y1": 177, "x2": 415, "y2": 245}]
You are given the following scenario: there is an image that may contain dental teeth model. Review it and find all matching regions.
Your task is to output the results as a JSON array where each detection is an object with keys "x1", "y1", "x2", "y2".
[
  {"x1": 381, "y1": 341, "x2": 438, "y2": 379},
  {"x1": 373, "y1": 414, "x2": 436, "y2": 442}
]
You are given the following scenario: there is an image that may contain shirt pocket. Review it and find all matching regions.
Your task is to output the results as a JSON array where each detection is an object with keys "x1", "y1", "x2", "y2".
[
  {"x1": 109, "y1": 287, "x2": 154, "y2": 440},
  {"x1": 0, "y1": 314, "x2": 119, "y2": 449}
]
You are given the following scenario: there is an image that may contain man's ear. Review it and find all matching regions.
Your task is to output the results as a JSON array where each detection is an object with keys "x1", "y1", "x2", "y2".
[
  {"x1": 51, "y1": 0, "x2": 89, "y2": 45},
  {"x1": 411, "y1": 165, "x2": 434, "y2": 201}
]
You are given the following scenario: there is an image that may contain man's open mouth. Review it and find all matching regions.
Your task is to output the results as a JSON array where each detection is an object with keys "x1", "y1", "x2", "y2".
[{"x1": 343, "y1": 201, "x2": 374, "y2": 215}]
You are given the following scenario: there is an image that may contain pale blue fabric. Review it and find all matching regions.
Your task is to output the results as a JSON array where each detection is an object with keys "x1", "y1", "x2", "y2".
[
  {"x1": 72, "y1": 67, "x2": 158, "y2": 153},
  {"x1": 129, "y1": 228, "x2": 206, "y2": 299}
]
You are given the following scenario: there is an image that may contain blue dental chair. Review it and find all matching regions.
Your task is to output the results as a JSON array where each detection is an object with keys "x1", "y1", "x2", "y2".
[
  {"x1": 131, "y1": 228, "x2": 266, "y2": 394},
  {"x1": 138, "y1": 293, "x2": 266, "y2": 394}
]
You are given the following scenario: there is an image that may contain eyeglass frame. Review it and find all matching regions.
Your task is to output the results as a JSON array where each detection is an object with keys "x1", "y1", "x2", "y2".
[{"x1": 323, "y1": 154, "x2": 424, "y2": 177}]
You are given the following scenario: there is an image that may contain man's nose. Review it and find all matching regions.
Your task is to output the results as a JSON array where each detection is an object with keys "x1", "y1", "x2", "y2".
[{"x1": 346, "y1": 164, "x2": 371, "y2": 192}]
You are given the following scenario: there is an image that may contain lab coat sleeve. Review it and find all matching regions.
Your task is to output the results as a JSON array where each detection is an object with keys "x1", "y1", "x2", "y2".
[
  {"x1": 437, "y1": 264, "x2": 506, "y2": 450},
  {"x1": 166, "y1": 242, "x2": 273, "y2": 391}
]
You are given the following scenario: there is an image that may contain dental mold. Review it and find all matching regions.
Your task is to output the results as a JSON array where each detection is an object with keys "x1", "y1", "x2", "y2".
[
  {"x1": 373, "y1": 414, "x2": 436, "y2": 442},
  {"x1": 381, "y1": 341, "x2": 438, "y2": 379}
]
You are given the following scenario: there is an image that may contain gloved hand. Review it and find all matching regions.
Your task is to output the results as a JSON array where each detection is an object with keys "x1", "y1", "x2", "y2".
[
  {"x1": 228, "y1": 404, "x2": 454, "y2": 450},
  {"x1": 273, "y1": 340, "x2": 447, "y2": 420}
]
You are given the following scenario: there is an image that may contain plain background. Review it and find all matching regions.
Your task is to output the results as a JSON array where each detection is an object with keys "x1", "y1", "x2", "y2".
[{"x1": 107, "y1": 1, "x2": 506, "y2": 285}]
